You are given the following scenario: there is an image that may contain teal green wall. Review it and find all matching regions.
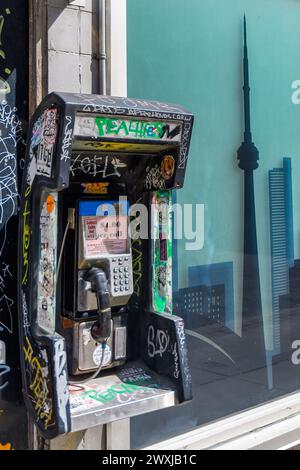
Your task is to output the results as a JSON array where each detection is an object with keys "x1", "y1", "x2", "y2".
[{"x1": 127, "y1": 0, "x2": 300, "y2": 350}]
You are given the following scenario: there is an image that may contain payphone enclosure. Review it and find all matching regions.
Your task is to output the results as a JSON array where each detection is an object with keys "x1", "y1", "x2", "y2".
[{"x1": 17, "y1": 93, "x2": 194, "y2": 439}]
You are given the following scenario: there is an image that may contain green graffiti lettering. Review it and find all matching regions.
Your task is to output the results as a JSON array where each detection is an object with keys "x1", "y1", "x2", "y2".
[
  {"x1": 117, "y1": 120, "x2": 129, "y2": 136},
  {"x1": 95, "y1": 117, "x2": 107, "y2": 136},
  {"x1": 106, "y1": 119, "x2": 118, "y2": 135},
  {"x1": 80, "y1": 382, "x2": 149, "y2": 406},
  {"x1": 95, "y1": 117, "x2": 166, "y2": 140},
  {"x1": 130, "y1": 120, "x2": 146, "y2": 138},
  {"x1": 84, "y1": 390, "x2": 110, "y2": 404}
]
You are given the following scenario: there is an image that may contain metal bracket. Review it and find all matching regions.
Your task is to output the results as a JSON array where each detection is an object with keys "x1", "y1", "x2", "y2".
[{"x1": 106, "y1": 419, "x2": 130, "y2": 450}]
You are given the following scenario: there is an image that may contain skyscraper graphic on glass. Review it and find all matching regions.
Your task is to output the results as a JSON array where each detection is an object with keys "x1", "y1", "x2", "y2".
[{"x1": 269, "y1": 158, "x2": 294, "y2": 356}]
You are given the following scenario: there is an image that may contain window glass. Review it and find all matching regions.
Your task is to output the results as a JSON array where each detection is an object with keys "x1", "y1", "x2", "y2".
[{"x1": 127, "y1": 0, "x2": 300, "y2": 448}]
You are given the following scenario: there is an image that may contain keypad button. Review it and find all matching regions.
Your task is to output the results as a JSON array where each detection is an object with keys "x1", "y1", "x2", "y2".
[
  {"x1": 119, "y1": 267, "x2": 124, "y2": 273},
  {"x1": 114, "y1": 268, "x2": 118, "y2": 273},
  {"x1": 125, "y1": 267, "x2": 129, "y2": 272},
  {"x1": 114, "y1": 288, "x2": 119, "y2": 293},
  {"x1": 114, "y1": 281, "x2": 119, "y2": 286},
  {"x1": 125, "y1": 280, "x2": 129, "y2": 285},
  {"x1": 120, "y1": 287, "x2": 124, "y2": 292}
]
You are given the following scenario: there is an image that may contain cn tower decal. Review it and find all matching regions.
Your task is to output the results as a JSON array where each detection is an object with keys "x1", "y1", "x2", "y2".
[{"x1": 237, "y1": 17, "x2": 266, "y2": 374}]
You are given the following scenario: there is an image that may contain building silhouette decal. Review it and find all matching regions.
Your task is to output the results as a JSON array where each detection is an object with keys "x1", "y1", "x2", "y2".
[{"x1": 269, "y1": 158, "x2": 294, "y2": 355}]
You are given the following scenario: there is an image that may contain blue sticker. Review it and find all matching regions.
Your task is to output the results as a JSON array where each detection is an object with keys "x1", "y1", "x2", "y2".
[{"x1": 79, "y1": 199, "x2": 129, "y2": 217}]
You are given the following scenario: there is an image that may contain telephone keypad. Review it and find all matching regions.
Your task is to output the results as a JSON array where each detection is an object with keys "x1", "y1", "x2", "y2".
[{"x1": 110, "y1": 256, "x2": 133, "y2": 298}]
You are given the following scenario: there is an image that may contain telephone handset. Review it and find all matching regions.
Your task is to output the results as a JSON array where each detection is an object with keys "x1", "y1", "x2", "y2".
[
  {"x1": 83, "y1": 267, "x2": 112, "y2": 342},
  {"x1": 62, "y1": 198, "x2": 133, "y2": 376}
]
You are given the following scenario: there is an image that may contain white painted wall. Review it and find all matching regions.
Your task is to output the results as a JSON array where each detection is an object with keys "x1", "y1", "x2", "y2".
[
  {"x1": 110, "y1": 0, "x2": 127, "y2": 96},
  {"x1": 48, "y1": 0, "x2": 99, "y2": 94}
]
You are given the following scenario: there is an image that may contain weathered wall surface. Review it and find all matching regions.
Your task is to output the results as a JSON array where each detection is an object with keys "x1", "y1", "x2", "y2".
[
  {"x1": 48, "y1": 0, "x2": 99, "y2": 94},
  {"x1": 0, "y1": 0, "x2": 29, "y2": 451}
]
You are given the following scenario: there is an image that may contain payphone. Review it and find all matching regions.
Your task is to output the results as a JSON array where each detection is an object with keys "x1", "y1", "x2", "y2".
[
  {"x1": 17, "y1": 93, "x2": 194, "y2": 439},
  {"x1": 62, "y1": 197, "x2": 132, "y2": 376}
]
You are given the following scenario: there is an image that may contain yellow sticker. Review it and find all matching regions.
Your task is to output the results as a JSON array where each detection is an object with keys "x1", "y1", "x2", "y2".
[
  {"x1": 82, "y1": 183, "x2": 109, "y2": 194},
  {"x1": 73, "y1": 140, "x2": 177, "y2": 153},
  {"x1": 0, "y1": 443, "x2": 13, "y2": 451}
]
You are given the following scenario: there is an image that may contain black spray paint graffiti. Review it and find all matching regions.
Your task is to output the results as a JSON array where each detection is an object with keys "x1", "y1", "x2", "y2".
[
  {"x1": 132, "y1": 237, "x2": 143, "y2": 298},
  {"x1": 145, "y1": 165, "x2": 166, "y2": 190},
  {"x1": 70, "y1": 154, "x2": 127, "y2": 178},
  {"x1": 161, "y1": 124, "x2": 181, "y2": 140}
]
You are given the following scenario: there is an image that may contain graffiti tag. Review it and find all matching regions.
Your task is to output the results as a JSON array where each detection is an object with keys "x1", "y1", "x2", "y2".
[
  {"x1": 147, "y1": 325, "x2": 170, "y2": 358},
  {"x1": 61, "y1": 116, "x2": 73, "y2": 162},
  {"x1": 23, "y1": 336, "x2": 52, "y2": 429}
]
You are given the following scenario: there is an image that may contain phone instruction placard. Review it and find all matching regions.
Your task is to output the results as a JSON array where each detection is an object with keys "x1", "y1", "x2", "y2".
[{"x1": 79, "y1": 200, "x2": 129, "y2": 258}]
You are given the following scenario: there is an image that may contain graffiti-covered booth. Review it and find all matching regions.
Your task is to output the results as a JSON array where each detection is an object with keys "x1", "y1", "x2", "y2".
[{"x1": 17, "y1": 92, "x2": 194, "y2": 439}]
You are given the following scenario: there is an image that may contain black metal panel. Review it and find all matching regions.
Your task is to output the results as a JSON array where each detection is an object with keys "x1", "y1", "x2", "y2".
[
  {"x1": 0, "y1": 0, "x2": 29, "y2": 451},
  {"x1": 141, "y1": 311, "x2": 192, "y2": 402}
]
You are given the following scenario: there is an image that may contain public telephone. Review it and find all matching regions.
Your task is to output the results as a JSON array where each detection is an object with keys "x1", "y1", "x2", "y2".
[
  {"x1": 17, "y1": 93, "x2": 194, "y2": 439},
  {"x1": 62, "y1": 197, "x2": 133, "y2": 375}
]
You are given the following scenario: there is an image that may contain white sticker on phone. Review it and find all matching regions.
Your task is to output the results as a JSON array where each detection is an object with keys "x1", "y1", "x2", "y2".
[{"x1": 93, "y1": 344, "x2": 112, "y2": 367}]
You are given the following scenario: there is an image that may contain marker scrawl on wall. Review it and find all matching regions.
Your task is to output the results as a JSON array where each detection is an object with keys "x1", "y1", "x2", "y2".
[
  {"x1": 0, "y1": 8, "x2": 22, "y2": 248},
  {"x1": 0, "y1": 7, "x2": 15, "y2": 398},
  {"x1": 0, "y1": 1, "x2": 28, "y2": 450}
]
